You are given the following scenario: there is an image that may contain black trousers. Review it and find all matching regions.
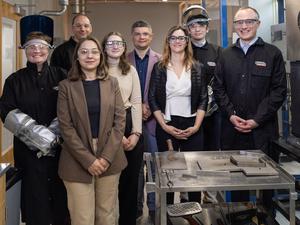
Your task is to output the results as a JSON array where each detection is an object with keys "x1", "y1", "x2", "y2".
[
  {"x1": 118, "y1": 109, "x2": 144, "y2": 225},
  {"x1": 156, "y1": 115, "x2": 203, "y2": 204},
  {"x1": 202, "y1": 110, "x2": 221, "y2": 150}
]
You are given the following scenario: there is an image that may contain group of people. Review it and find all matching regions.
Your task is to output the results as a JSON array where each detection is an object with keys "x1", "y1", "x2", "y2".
[{"x1": 0, "y1": 5, "x2": 287, "y2": 225}]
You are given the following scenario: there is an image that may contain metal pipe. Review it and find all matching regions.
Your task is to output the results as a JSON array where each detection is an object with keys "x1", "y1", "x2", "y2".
[
  {"x1": 73, "y1": 0, "x2": 80, "y2": 14},
  {"x1": 39, "y1": 0, "x2": 69, "y2": 16},
  {"x1": 81, "y1": 0, "x2": 86, "y2": 15}
]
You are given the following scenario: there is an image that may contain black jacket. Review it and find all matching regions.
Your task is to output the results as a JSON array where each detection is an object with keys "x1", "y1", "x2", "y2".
[
  {"x1": 148, "y1": 61, "x2": 207, "y2": 115},
  {"x1": 0, "y1": 62, "x2": 68, "y2": 224},
  {"x1": 192, "y1": 41, "x2": 222, "y2": 85},
  {"x1": 213, "y1": 37, "x2": 287, "y2": 150},
  {"x1": 50, "y1": 37, "x2": 77, "y2": 71}
]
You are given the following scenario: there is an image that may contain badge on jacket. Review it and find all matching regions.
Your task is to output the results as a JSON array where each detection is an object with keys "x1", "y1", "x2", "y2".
[
  {"x1": 255, "y1": 61, "x2": 267, "y2": 67},
  {"x1": 207, "y1": 61, "x2": 216, "y2": 67}
]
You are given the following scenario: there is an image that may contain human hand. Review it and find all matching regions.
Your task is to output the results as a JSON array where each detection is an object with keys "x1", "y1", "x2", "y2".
[
  {"x1": 122, "y1": 136, "x2": 130, "y2": 150},
  {"x1": 163, "y1": 124, "x2": 187, "y2": 140},
  {"x1": 142, "y1": 104, "x2": 152, "y2": 121},
  {"x1": 181, "y1": 126, "x2": 199, "y2": 138},
  {"x1": 88, "y1": 159, "x2": 104, "y2": 176},
  {"x1": 125, "y1": 134, "x2": 140, "y2": 151},
  {"x1": 244, "y1": 119, "x2": 259, "y2": 130},
  {"x1": 230, "y1": 115, "x2": 255, "y2": 133},
  {"x1": 98, "y1": 157, "x2": 110, "y2": 172}
]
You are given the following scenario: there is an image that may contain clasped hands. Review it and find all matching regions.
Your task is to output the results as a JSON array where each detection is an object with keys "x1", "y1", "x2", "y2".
[
  {"x1": 163, "y1": 124, "x2": 198, "y2": 140},
  {"x1": 230, "y1": 115, "x2": 259, "y2": 133},
  {"x1": 88, "y1": 157, "x2": 110, "y2": 176}
]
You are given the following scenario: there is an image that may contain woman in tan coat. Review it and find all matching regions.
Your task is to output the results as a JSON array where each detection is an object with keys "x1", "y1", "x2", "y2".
[{"x1": 57, "y1": 36, "x2": 127, "y2": 225}]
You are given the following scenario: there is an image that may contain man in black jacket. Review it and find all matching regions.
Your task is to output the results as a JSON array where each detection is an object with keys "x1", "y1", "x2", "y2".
[
  {"x1": 184, "y1": 5, "x2": 222, "y2": 151},
  {"x1": 50, "y1": 14, "x2": 92, "y2": 71},
  {"x1": 183, "y1": 4, "x2": 222, "y2": 204},
  {"x1": 213, "y1": 6, "x2": 287, "y2": 203}
]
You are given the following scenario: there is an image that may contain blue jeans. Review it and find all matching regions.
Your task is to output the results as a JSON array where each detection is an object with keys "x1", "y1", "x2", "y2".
[{"x1": 137, "y1": 126, "x2": 157, "y2": 212}]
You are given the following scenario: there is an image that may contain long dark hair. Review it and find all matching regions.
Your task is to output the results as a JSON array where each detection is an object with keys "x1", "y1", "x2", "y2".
[
  {"x1": 68, "y1": 36, "x2": 108, "y2": 81},
  {"x1": 101, "y1": 31, "x2": 131, "y2": 75},
  {"x1": 159, "y1": 25, "x2": 194, "y2": 70}
]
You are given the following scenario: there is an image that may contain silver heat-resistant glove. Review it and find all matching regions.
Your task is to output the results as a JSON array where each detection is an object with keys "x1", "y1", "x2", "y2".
[{"x1": 4, "y1": 109, "x2": 61, "y2": 157}]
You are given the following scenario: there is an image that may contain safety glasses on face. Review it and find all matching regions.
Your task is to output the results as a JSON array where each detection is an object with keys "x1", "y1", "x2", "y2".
[
  {"x1": 105, "y1": 41, "x2": 125, "y2": 48},
  {"x1": 188, "y1": 22, "x2": 207, "y2": 31},
  {"x1": 168, "y1": 35, "x2": 189, "y2": 43},
  {"x1": 78, "y1": 48, "x2": 100, "y2": 56},
  {"x1": 233, "y1": 19, "x2": 258, "y2": 27},
  {"x1": 26, "y1": 44, "x2": 49, "y2": 52}
]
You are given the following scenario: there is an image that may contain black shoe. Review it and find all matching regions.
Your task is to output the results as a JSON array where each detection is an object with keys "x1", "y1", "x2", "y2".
[{"x1": 136, "y1": 210, "x2": 143, "y2": 219}]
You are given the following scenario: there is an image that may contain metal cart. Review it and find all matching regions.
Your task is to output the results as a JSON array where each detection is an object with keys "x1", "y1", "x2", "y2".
[{"x1": 147, "y1": 150, "x2": 296, "y2": 225}]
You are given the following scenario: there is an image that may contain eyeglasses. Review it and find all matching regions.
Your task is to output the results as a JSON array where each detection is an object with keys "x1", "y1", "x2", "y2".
[
  {"x1": 133, "y1": 32, "x2": 152, "y2": 37},
  {"x1": 26, "y1": 44, "x2": 49, "y2": 52},
  {"x1": 106, "y1": 41, "x2": 125, "y2": 48},
  {"x1": 188, "y1": 22, "x2": 207, "y2": 31},
  {"x1": 78, "y1": 48, "x2": 100, "y2": 56},
  {"x1": 168, "y1": 36, "x2": 189, "y2": 43},
  {"x1": 73, "y1": 23, "x2": 91, "y2": 29},
  {"x1": 233, "y1": 19, "x2": 258, "y2": 27}
]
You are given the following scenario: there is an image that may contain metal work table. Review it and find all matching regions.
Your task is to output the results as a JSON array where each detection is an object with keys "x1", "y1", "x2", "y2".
[{"x1": 152, "y1": 150, "x2": 296, "y2": 225}]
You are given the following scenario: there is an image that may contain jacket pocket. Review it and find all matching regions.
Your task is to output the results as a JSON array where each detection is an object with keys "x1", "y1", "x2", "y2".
[{"x1": 251, "y1": 67, "x2": 271, "y2": 89}]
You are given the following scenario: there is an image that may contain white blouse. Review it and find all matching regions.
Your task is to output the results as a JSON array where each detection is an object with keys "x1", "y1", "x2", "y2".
[{"x1": 164, "y1": 66, "x2": 196, "y2": 121}]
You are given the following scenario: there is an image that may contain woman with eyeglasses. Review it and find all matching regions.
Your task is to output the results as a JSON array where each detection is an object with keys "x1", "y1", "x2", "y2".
[
  {"x1": 0, "y1": 31, "x2": 69, "y2": 225},
  {"x1": 148, "y1": 26, "x2": 207, "y2": 204},
  {"x1": 101, "y1": 32, "x2": 143, "y2": 225},
  {"x1": 57, "y1": 36, "x2": 127, "y2": 225}
]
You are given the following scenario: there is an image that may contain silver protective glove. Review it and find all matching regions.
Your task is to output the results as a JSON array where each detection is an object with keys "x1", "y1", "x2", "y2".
[{"x1": 4, "y1": 109, "x2": 61, "y2": 157}]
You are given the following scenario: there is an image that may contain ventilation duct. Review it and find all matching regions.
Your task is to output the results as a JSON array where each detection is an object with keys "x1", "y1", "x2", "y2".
[{"x1": 39, "y1": 0, "x2": 69, "y2": 16}]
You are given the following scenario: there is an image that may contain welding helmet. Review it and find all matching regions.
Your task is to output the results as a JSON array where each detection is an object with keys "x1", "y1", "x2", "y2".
[{"x1": 182, "y1": 5, "x2": 210, "y2": 28}]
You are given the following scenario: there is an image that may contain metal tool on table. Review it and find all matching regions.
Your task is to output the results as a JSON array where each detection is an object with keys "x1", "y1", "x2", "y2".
[{"x1": 162, "y1": 169, "x2": 174, "y2": 188}]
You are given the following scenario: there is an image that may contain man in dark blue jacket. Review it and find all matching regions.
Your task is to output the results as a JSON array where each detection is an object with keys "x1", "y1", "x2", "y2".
[
  {"x1": 213, "y1": 6, "x2": 287, "y2": 203},
  {"x1": 213, "y1": 6, "x2": 286, "y2": 154}
]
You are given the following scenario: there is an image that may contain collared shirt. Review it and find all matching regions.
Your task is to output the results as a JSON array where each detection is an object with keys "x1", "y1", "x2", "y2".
[
  {"x1": 134, "y1": 49, "x2": 149, "y2": 100},
  {"x1": 191, "y1": 39, "x2": 206, "y2": 48},
  {"x1": 239, "y1": 36, "x2": 258, "y2": 54}
]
